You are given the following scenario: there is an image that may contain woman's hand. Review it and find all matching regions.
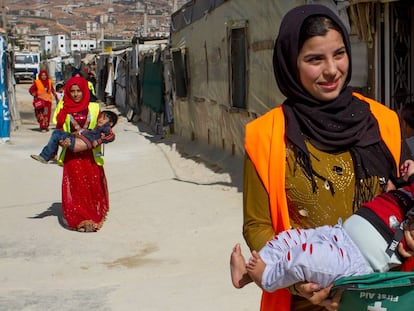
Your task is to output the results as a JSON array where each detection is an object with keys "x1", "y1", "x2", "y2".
[
  {"x1": 320, "y1": 288, "x2": 342, "y2": 311},
  {"x1": 399, "y1": 220, "x2": 414, "y2": 271},
  {"x1": 59, "y1": 138, "x2": 71, "y2": 148},
  {"x1": 294, "y1": 282, "x2": 341, "y2": 311},
  {"x1": 398, "y1": 221, "x2": 414, "y2": 258}
]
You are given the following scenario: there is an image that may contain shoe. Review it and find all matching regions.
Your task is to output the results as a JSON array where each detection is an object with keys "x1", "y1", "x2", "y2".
[
  {"x1": 48, "y1": 158, "x2": 58, "y2": 164},
  {"x1": 30, "y1": 154, "x2": 48, "y2": 164},
  {"x1": 49, "y1": 154, "x2": 59, "y2": 164},
  {"x1": 84, "y1": 224, "x2": 97, "y2": 232},
  {"x1": 77, "y1": 224, "x2": 97, "y2": 233}
]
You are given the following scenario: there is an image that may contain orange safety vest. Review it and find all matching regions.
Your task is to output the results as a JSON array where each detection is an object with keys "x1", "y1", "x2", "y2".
[
  {"x1": 244, "y1": 92, "x2": 401, "y2": 311},
  {"x1": 34, "y1": 79, "x2": 53, "y2": 103}
]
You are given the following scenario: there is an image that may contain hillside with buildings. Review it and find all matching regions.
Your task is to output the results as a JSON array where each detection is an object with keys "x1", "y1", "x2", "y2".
[{"x1": 5, "y1": 0, "x2": 188, "y2": 54}]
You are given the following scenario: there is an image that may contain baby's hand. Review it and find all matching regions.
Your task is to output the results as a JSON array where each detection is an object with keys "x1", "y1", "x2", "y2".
[{"x1": 400, "y1": 160, "x2": 414, "y2": 181}]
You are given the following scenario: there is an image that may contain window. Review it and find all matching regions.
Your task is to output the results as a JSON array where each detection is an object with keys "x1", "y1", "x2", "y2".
[
  {"x1": 15, "y1": 54, "x2": 37, "y2": 64},
  {"x1": 172, "y1": 48, "x2": 189, "y2": 98},
  {"x1": 228, "y1": 22, "x2": 247, "y2": 109}
]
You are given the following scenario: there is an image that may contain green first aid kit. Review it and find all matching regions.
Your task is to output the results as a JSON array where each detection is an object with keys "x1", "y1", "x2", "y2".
[{"x1": 331, "y1": 272, "x2": 414, "y2": 311}]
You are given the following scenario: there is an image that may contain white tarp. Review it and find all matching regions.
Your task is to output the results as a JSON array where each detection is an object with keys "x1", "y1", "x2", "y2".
[{"x1": 82, "y1": 53, "x2": 96, "y2": 65}]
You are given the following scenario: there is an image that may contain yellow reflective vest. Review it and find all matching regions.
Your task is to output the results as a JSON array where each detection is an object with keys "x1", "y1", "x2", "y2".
[{"x1": 54, "y1": 101, "x2": 104, "y2": 166}]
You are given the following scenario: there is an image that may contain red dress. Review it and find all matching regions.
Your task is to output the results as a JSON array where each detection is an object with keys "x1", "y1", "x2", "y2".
[
  {"x1": 29, "y1": 80, "x2": 53, "y2": 131},
  {"x1": 61, "y1": 110, "x2": 109, "y2": 231}
]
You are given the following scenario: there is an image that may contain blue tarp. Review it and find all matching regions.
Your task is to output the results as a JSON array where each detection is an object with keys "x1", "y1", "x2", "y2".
[{"x1": 0, "y1": 36, "x2": 10, "y2": 141}]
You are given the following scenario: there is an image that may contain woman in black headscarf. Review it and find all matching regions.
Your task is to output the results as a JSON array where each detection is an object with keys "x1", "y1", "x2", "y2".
[{"x1": 240, "y1": 4, "x2": 413, "y2": 311}]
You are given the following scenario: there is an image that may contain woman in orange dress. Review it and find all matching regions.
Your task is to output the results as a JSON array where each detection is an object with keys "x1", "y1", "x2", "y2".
[{"x1": 29, "y1": 69, "x2": 58, "y2": 132}]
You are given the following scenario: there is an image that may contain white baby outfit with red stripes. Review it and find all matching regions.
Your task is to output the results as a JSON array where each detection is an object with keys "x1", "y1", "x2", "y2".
[{"x1": 259, "y1": 221, "x2": 373, "y2": 292}]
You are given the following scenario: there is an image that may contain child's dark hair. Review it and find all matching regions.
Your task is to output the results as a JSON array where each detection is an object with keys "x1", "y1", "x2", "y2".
[
  {"x1": 102, "y1": 110, "x2": 118, "y2": 127},
  {"x1": 56, "y1": 83, "x2": 64, "y2": 90}
]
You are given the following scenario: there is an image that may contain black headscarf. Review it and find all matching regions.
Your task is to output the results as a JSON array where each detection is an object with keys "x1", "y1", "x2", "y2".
[{"x1": 273, "y1": 4, "x2": 396, "y2": 198}]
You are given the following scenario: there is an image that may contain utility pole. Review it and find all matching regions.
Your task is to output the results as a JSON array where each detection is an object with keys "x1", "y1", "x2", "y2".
[
  {"x1": 101, "y1": 27, "x2": 105, "y2": 53},
  {"x1": 0, "y1": 0, "x2": 7, "y2": 44}
]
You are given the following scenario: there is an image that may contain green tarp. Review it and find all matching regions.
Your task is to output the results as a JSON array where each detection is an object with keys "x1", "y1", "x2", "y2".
[{"x1": 142, "y1": 56, "x2": 163, "y2": 113}]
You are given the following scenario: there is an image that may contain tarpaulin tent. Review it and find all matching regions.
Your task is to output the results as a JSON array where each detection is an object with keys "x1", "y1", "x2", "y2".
[
  {"x1": 0, "y1": 36, "x2": 10, "y2": 143},
  {"x1": 142, "y1": 55, "x2": 164, "y2": 114}
]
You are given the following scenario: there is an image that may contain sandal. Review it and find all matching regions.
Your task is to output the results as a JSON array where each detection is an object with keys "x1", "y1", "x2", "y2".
[
  {"x1": 84, "y1": 224, "x2": 96, "y2": 232},
  {"x1": 76, "y1": 221, "x2": 99, "y2": 233}
]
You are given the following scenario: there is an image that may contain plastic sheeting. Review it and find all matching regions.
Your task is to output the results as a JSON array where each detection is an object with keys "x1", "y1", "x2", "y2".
[
  {"x1": 0, "y1": 36, "x2": 10, "y2": 142},
  {"x1": 142, "y1": 56, "x2": 164, "y2": 113},
  {"x1": 114, "y1": 52, "x2": 127, "y2": 113}
]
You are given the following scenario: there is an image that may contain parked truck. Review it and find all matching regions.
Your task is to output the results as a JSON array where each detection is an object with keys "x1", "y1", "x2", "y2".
[{"x1": 13, "y1": 51, "x2": 40, "y2": 83}]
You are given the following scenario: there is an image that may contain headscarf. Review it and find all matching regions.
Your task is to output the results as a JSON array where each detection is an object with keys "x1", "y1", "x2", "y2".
[
  {"x1": 38, "y1": 69, "x2": 50, "y2": 88},
  {"x1": 62, "y1": 76, "x2": 90, "y2": 114},
  {"x1": 273, "y1": 4, "x2": 396, "y2": 202}
]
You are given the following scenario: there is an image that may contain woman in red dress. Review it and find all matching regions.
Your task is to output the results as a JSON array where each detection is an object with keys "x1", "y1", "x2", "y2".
[
  {"x1": 54, "y1": 76, "x2": 109, "y2": 232},
  {"x1": 29, "y1": 69, "x2": 58, "y2": 132}
]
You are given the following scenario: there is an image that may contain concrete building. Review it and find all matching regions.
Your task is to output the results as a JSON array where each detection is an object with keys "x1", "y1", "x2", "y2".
[
  {"x1": 70, "y1": 38, "x2": 97, "y2": 52},
  {"x1": 39, "y1": 33, "x2": 69, "y2": 57}
]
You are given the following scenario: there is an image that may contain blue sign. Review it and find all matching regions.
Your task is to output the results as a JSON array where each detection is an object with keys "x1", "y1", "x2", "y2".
[{"x1": 0, "y1": 36, "x2": 10, "y2": 141}]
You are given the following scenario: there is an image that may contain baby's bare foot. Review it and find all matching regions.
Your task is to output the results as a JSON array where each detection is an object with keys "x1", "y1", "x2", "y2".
[
  {"x1": 246, "y1": 250, "x2": 266, "y2": 289},
  {"x1": 230, "y1": 243, "x2": 252, "y2": 288}
]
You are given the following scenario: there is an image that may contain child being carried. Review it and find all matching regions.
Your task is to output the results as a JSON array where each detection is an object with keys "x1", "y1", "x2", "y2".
[{"x1": 31, "y1": 110, "x2": 117, "y2": 164}]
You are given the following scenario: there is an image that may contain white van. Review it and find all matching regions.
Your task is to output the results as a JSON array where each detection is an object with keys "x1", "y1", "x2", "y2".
[{"x1": 13, "y1": 52, "x2": 40, "y2": 83}]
